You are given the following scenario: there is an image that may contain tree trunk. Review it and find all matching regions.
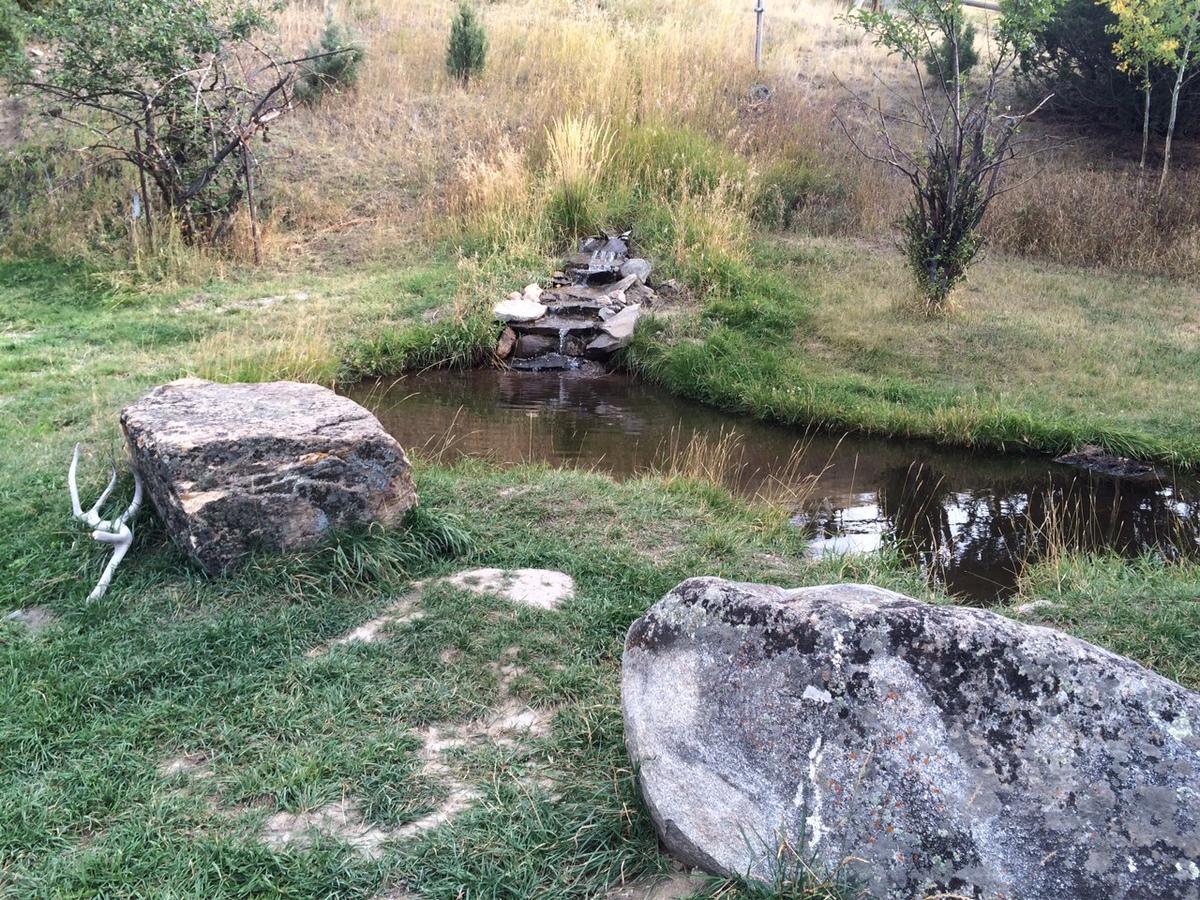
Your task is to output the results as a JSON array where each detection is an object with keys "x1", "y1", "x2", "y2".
[
  {"x1": 1140, "y1": 66, "x2": 1150, "y2": 171},
  {"x1": 1160, "y1": 32, "x2": 1196, "y2": 196}
]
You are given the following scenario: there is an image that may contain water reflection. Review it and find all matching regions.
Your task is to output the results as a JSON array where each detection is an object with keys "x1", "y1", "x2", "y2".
[{"x1": 345, "y1": 370, "x2": 1200, "y2": 602}]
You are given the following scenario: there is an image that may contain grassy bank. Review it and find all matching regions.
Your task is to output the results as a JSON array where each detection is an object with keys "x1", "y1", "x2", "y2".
[
  {"x1": 3, "y1": 251, "x2": 1199, "y2": 897},
  {"x1": 625, "y1": 239, "x2": 1200, "y2": 467}
]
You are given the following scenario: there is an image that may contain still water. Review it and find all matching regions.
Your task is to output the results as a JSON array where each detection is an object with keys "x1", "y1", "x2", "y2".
[{"x1": 345, "y1": 370, "x2": 1200, "y2": 603}]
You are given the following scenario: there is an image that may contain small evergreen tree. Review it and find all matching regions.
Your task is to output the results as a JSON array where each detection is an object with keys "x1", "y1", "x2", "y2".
[
  {"x1": 295, "y1": 16, "x2": 366, "y2": 104},
  {"x1": 446, "y1": 2, "x2": 486, "y2": 85},
  {"x1": 922, "y1": 13, "x2": 978, "y2": 85}
]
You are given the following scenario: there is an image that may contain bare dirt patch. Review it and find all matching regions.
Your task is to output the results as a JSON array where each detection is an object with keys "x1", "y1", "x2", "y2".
[
  {"x1": 262, "y1": 798, "x2": 394, "y2": 859},
  {"x1": 157, "y1": 752, "x2": 214, "y2": 780},
  {"x1": 263, "y1": 646, "x2": 554, "y2": 858}
]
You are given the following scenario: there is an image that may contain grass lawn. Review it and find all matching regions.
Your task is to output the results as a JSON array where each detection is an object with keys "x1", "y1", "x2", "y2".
[
  {"x1": 2, "y1": 252, "x2": 1199, "y2": 897},
  {"x1": 628, "y1": 238, "x2": 1200, "y2": 466}
]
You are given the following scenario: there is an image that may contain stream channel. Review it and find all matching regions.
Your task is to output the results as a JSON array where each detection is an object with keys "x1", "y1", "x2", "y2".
[{"x1": 345, "y1": 369, "x2": 1200, "y2": 603}]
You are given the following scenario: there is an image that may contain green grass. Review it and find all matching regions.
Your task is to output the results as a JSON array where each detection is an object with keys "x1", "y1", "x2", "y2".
[
  {"x1": 2, "y1": 245, "x2": 1199, "y2": 897},
  {"x1": 626, "y1": 238, "x2": 1200, "y2": 467}
]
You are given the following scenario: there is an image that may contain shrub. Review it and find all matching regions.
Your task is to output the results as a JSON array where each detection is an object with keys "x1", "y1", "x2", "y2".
[
  {"x1": 12, "y1": 0, "x2": 322, "y2": 248},
  {"x1": 848, "y1": 0, "x2": 1058, "y2": 313},
  {"x1": 294, "y1": 16, "x2": 365, "y2": 105},
  {"x1": 446, "y1": 2, "x2": 486, "y2": 85}
]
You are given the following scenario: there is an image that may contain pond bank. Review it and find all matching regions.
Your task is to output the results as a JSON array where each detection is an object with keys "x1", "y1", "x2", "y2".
[{"x1": 345, "y1": 370, "x2": 1200, "y2": 604}]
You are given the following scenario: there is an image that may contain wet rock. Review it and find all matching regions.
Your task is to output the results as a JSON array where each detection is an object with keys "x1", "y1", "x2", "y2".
[
  {"x1": 1054, "y1": 444, "x2": 1160, "y2": 481},
  {"x1": 620, "y1": 258, "x2": 652, "y2": 283},
  {"x1": 585, "y1": 333, "x2": 626, "y2": 359},
  {"x1": 622, "y1": 577, "x2": 1200, "y2": 899},
  {"x1": 509, "y1": 354, "x2": 605, "y2": 375},
  {"x1": 514, "y1": 334, "x2": 559, "y2": 358},
  {"x1": 494, "y1": 297, "x2": 547, "y2": 324},
  {"x1": 496, "y1": 327, "x2": 517, "y2": 360},
  {"x1": 566, "y1": 232, "x2": 631, "y2": 280},
  {"x1": 121, "y1": 379, "x2": 417, "y2": 575},
  {"x1": 518, "y1": 314, "x2": 602, "y2": 338}
]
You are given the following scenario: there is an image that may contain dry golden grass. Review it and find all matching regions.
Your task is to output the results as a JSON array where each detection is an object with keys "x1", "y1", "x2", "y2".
[{"x1": 4, "y1": 0, "x2": 1196, "y2": 275}]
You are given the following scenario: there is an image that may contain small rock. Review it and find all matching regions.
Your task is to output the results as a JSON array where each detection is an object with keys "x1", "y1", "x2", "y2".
[
  {"x1": 523, "y1": 283, "x2": 543, "y2": 302},
  {"x1": 121, "y1": 379, "x2": 417, "y2": 576},
  {"x1": 620, "y1": 258, "x2": 652, "y2": 283},
  {"x1": 508, "y1": 291, "x2": 522, "y2": 303},
  {"x1": 623, "y1": 577, "x2": 1200, "y2": 898},
  {"x1": 747, "y1": 82, "x2": 772, "y2": 104},
  {"x1": 494, "y1": 297, "x2": 548, "y2": 324},
  {"x1": 497, "y1": 327, "x2": 517, "y2": 359},
  {"x1": 585, "y1": 333, "x2": 625, "y2": 359},
  {"x1": 599, "y1": 306, "x2": 617, "y2": 321}
]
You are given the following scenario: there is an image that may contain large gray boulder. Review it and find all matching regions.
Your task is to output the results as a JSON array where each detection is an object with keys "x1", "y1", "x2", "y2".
[
  {"x1": 623, "y1": 578, "x2": 1200, "y2": 899},
  {"x1": 121, "y1": 379, "x2": 417, "y2": 575}
]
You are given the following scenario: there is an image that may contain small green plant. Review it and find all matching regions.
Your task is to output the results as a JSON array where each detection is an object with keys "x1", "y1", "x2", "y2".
[
  {"x1": 446, "y1": 2, "x2": 487, "y2": 85},
  {"x1": 294, "y1": 16, "x2": 366, "y2": 104}
]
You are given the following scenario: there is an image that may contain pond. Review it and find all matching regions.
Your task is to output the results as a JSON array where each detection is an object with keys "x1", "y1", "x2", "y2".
[{"x1": 345, "y1": 369, "x2": 1200, "y2": 603}]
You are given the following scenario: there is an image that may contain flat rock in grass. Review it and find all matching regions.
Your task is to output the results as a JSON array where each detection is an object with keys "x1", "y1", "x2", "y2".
[
  {"x1": 121, "y1": 378, "x2": 417, "y2": 576},
  {"x1": 622, "y1": 577, "x2": 1200, "y2": 899},
  {"x1": 493, "y1": 297, "x2": 547, "y2": 324},
  {"x1": 442, "y1": 568, "x2": 574, "y2": 610},
  {"x1": 5, "y1": 606, "x2": 57, "y2": 633}
]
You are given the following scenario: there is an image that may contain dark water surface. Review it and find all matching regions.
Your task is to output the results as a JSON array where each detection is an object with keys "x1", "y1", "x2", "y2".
[{"x1": 345, "y1": 370, "x2": 1200, "y2": 602}]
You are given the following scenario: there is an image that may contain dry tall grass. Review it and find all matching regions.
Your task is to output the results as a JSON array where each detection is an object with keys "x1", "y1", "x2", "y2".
[
  {"x1": 263, "y1": 0, "x2": 1200, "y2": 276},
  {"x1": 5, "y1": 0, "x2": 1197, "y2": 275}
]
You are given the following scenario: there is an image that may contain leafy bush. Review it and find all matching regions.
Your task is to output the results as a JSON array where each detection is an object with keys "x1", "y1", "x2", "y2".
[
  {"x1": 12, "y1": 0, "x2": 319, "y2": 247},
  {"x1": 446, "y1": 2, "x2": 486, "y2": 85},
  {"x1": 294, "y1": 16, "x2": 365, "y2": 105}
]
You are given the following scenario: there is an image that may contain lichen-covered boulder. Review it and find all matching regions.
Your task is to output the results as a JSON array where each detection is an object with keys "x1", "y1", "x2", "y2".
[
  {"x1": 121, "y1": 379, "x2": 417, "y2": 575},
  {"x1": 622, "y1": 577, "x2": 1200, "y2": 899}
]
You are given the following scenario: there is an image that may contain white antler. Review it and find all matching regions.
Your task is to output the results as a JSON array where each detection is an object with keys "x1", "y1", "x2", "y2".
[{"x1": 69, "y1": 443, "x2": 144, "y2": 601}]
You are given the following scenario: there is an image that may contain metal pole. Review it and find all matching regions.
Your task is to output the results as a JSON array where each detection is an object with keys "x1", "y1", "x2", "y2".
[{"x1": 754, "y1": 1, "x2": 765, "y2": 69}]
